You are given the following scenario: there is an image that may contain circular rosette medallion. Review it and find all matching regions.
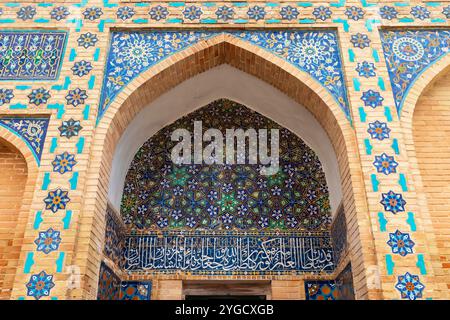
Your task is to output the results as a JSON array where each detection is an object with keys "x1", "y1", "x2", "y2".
[{"x1": 392, "y1": 37, "x2": 425, "y2": 62}]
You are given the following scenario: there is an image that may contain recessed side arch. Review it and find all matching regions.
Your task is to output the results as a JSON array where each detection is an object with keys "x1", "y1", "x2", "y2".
[
  {"x1": 75, "y1": 34, "x2": 376, "y2": 300},
  {"x1": 0, "y1": 127, "x2": 39, "y2": 299}
]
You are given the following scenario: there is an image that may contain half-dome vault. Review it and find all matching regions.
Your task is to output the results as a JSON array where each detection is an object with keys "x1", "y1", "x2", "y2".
[{"x1": 120, "y1": 99, "x2": 332, "y2": 235}]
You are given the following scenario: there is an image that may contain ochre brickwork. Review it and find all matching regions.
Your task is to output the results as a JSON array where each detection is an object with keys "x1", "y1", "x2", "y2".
[
  {"x1": 0, "y1": 0, "x2": 448, "y2": 300},
  {"x1": 413, "y1": 68, "x2": 450, "y2": 293},
  {"x1": 0, "y1": 139, "x2": 27, "y2": 299}
]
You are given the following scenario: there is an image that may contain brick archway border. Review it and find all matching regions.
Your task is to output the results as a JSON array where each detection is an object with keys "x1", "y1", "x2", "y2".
[
  {"x1": 0, "y1": 127, "x2": 39, "y2": 299},
  {"x1": 74, "y1": 34, "x2": 377, "y2": 300}
]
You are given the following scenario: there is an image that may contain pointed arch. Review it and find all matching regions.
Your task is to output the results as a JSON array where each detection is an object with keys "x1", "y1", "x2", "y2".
[{"x1": 73, "y1": 33, "x2": 377, "y2": 300}]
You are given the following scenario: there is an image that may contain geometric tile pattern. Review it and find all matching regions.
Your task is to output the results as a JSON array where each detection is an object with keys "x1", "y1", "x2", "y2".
[
  {"x1": 380, "y1": 29, "x2": 450, "y2": 115},
  {"x1": 97, "y1": 262, "x2": 120, "y2": 300},
  {"x1": 121, "y1": 99, "x2": 332, "y2": 233},
  {"x1": 0, "y1": 116, "x2": 49, "y2": 164},
  {"x1": 305, "y1": 280, "x2": 338, "y2": 300},
  {"x1": 0, "y1": 31, "x2": 67, "y2": 80},
  {"x1": 99, "y1": 30, "x2": 350, "y2": 121}
]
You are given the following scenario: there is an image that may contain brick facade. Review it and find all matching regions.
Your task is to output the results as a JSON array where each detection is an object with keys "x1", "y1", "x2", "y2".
[{"x1": 0, "y1": 0, "x2": 449, "y2": 300}]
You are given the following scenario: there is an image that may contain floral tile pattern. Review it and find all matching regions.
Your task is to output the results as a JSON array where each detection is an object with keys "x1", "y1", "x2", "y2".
[
  {"x1": 387, "y1": 230, "x2": 415, "y2": 257},
  {"x1": 34, "y1": 228, "x2": 62, "y2": 254},
  {"x1": 121, "y1": 99, "x2": 331, "y2": 233},
  {"x1": 380, "y1": 29, "x2": 450, "y2": 115},
  {"x1": 97, "y1": 262, "x2": 120, "y2": 300},
  {"x1": 0, "y1": 117, "x2": 49, "y2": 164},
  {"x1": 395, "y1": 272, "x2": 425, "y2": 300},
  {"x1": 99, "y1": 30, "x2": 349, "y2": 121},
  {"x1": 120, "y1": 281, "x2": 152, "y2": 300},
  {"x1": 0, "y1": 31, "x2": 67, "y2": 81},
  {"x1": 26, "y1": 271, "x2": 55, "y2": 300}
]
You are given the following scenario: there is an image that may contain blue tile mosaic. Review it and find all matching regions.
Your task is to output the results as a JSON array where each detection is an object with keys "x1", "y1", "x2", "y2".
[
  {"x1": 380, "y1": 29, "x2": 450, "y2": 115},
  {"x1": 120, "y1": 281, "x2": 152, "y2": 300},
  {"x1": 305, "y1": 280, "x2": 337, "y2": 300},
  {"x1": 99, "y1": 30, "x2": 350, "y2": 121},
  {"x1": 0, "y1": 31, "x2": 67, "y2": 81},
  {"x1": 0, "y1": 116, "x2": 49, "y2": 164}
]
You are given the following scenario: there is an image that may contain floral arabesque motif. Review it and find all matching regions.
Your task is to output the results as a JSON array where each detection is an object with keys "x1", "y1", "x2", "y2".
[
  {"x1": 34, "y1": 228, "x2": 62, "y2": 254},
  {"x1": 99, "y1": 31, "x2": 350, "y2": 121},
  {"x1": 387, "y1": 230, "x2": 415, "y2": 257},
  {"x1": 395, "y1": 272, "x2": 425, "y2": 300},
  {"x1": 0, "y1": 117, "x2": 49, "y2": 163},
  {"x1": 26, "y1": 271, "x2": 55, "y2": 300},
  {"x1": 380, "y1": 30, "x2": 450, "y2": 115}
]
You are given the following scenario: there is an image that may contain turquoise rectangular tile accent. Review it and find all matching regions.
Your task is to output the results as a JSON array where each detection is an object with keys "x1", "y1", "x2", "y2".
[
  {"x1": 330, "y1": 0, "x2": 346, "y2": 7},
  {"x1": 332, "y1": 19, "x2": 349, "y2": 32},
  {"x1": 372, "y1": 49, "x2": 380, "y2": 62},
  {"x1": 38, "y1": 3, "x2": 53, "y2": 7},
  {"x1": 266, "y1": 19, "x2": 281, "y2": 23},
  {"x1": 132, "y1": 19, "x2": 149, "y2": 23},
  {"x1": 33, "y1": 211, "x2": 43, "y2": 230},
  {"x1": 431, "y1": 18, "x2": 446, "y2": 23},
  {"x1": 348, "y1": 49, "x2": 355, "y2": 62},
  {"x1": 83, "y1": 105, "x2": 90, "y2": 120},
  {"x1": 234, "y1": 19, "x2": 248, "y2": 24},
  {"x1": 391, "y1": 138, "x2": 400, "y2": 155},
  {"x1": 378, "y1": 212, "x2": 387, "y2": 232},
  {"x1": 365, "y1": 19, "x2": 380, "y2": 32},
  {"x1": 358, "y1": 107, "x2": 367, "y2": 122},
  {"x1": 426, "y1": 2, "x2": 441, "y2": 7},
  {"x1": 266, "y1": 3, "x2": 280, "y2": 7},
  {"x1": 17, "y1": 297, "x2": 25, "y2": 300},
  {"x1": 203, "y1": 2, "x2": 216, "y2": 7},
  {"x1": 169, "y1": 2, "x2": 186, "y2": 7},
  {"x1": 297, "y1": 3, "x2": 313, "y2": 7},
  {"x1": 232, "y1": 2, "x2": 248, "y2": 7},
  {"x1": 69, "y1": 48, "x2": 77, "y2": 62},
  {"x1": 5, "y1": 3, "x2": 20, "y2": 7},
  {"x1": 364, "y1": 139, "x2": 373, "y2": 155},
  {"x1": 88, "y1": 76, "x2": 96, "y2": 90},
  {"x1": 135, "y1": 3, "x2": 150, "y2": 7},
  {"x1": 399, "y1": 173, "x2": 408, "y2": 191},
  {"x1": 385, "y1": 254, "x2": 395, "y2": 275},
  {"x1": 399, "y1": 18, "x2": 414, "y2": 23},
  {"x1": 47, "y1": 103, "x2": 65, "y2": 119},
  {"x1": 299, "y1": 19, "x2": 315, "y2": 24},
  {"x1": 56, "y1": 252, "x2": 65, "y2": 273},
  {"x1": 378, "y1": 77, "x2": 385, "y2": 91},
  {"x1": 361, "y1": 0, "x2": 377, "y2": 7},
  {"x1": 94, "y1": 48, "x2": 101, "y2": 62},
  {"x1": 201, "y1": 18, "x2": 218, "y2": 24},
  {"x1": 62, "y1": 210, "x2": 72, "y2": 229},
  {"x1": 15, "y1": 85, "x2": 31, "y2": 90},
  {"x1": 167, "y1": 18, "x2": 184, "y2": 23},
  {"x1": 23, "y1": 252, "x2": 34, "y2": 274},
  {"x1": 49, "y1": 138, "x2": 57, "y2": 153},
  {"x1": 76, "y1": 137, "x2": 85, "y2": 154},
  {"x1": 9, "y1": 103, "x2": 27, "y2": 110},
  {"x1": 417, "y1": 254, "x2": 427, "y2": 275},
  {"x1": 371, "y1": 174, "x2": 379, "y2": 192},
  {"x1": 353, "y1": 78, "x2": 361, "y2": 91},
  {"x1": 384, "y1": 106, "x2": 393, "y2": 122},
  {"x1": 69, "y1": 172, "x2": 79, "y2": 190},
  {"x1": 34, "y1": 18, "x2": 50, "y2": 23},
  {"x1": 406, "y1": 212, "x2": 417, "y2": 231},
  {"x1": 41, "y1": 173, "x2": 51, "y2": 190},
  {"x1": 51, "y1": 76, "x2": 71, "y2": 90},
  {"x1": 0, "y1": 19, "x2": 16, "y2": 23},
  {"x1": 103, "y1": 0, "x2": 119, "y2": 8}
]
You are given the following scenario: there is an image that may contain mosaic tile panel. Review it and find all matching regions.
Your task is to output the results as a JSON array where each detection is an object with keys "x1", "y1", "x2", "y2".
[
  {"x1": 97, "y1": 262, "x2": 120, "y2": 300},
  {"x1": 104, "y1": 205, "x2": 126, "y2": 268},
  {"x1": 305, "y1": 280, "x2": 338, "y2": 300},
  {"x1": 120, "y1": 281, "x2": 152, "y2": 300},
  {"x1": 121, "y1": 99, "x2": 332, "y2": 233},
  {"x1": 99, "y1": 30, "x2": 350, "y2": 121},
  {"x1": 380, "y1": 29, "x2": 450, "y2": 115},
  {"x1": 0, "y1": 116, "x2": 49, "y2": 164},
  {"x1": 0, "y1": 31, "x2": 67, "y2": 81},
  {"x1": 124, "y1": 232, "x2": 334, "y2": 275}
]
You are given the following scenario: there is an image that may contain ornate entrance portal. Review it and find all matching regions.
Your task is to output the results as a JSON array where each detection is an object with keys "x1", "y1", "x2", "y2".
[{"x1": 98, "y1": 98, "x2": 351, "y2": 300}]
